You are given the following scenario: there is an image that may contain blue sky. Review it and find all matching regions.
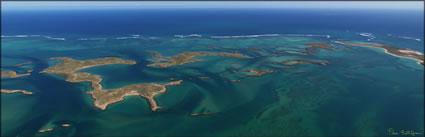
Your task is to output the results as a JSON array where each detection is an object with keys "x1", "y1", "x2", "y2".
[{"x1": 2, "y1": 1, "x2": 423, "y2": 10}]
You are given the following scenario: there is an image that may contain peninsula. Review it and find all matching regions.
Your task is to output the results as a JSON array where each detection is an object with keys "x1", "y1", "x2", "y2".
[
  {"x1": 146, "y1": 51, "x2": 251, "y2": 68},
  {"x1": 41, "y1": 57, "x2": 136, "y2": 75},
  {"x1": 88, "y1": 80, "x2": 183, "y2": 111},
  {"x1": 335, "y1": 41, "x2": 424, "y2": 65},
  {"x1": 41, "y1": 57, "x2": 183, "y2": 111}
]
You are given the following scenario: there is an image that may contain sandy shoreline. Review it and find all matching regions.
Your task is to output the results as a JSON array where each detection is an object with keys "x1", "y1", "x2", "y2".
[
  {"x1": 335, "y1": 41, "x2": 424, "y2": 65},
  {"x1": 383, "y1": 49, "x2": 424, "y2": 65}
]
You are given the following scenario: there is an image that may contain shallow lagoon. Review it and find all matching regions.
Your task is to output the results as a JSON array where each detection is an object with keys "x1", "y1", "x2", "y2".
[{"x1": 2, "y1": 35, "x2": 423, "y2": 136}]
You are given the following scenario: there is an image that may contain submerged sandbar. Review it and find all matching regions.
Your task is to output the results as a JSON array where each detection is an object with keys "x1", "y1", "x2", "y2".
[
  {"x1": 146, "y1": 51, "x2": 251, "y2": 68},
  {"x1": 14, "y1": 61, "x2": 32, "y2": 67},
  {"x1": 335, "y1": 41, "x2": 424, "y2": 65},
  {"x1": 189, "y1": 112, "x2": 212, "y2": 116}
]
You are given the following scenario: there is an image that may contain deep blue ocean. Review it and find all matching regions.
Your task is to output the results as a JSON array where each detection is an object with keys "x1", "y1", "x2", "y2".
[
  {"x1": 2, "y1": 8, "x2": 423, "y2": 37},
  {"x1": 1, "y1": 8, "x2": 424, "y2": 136}
]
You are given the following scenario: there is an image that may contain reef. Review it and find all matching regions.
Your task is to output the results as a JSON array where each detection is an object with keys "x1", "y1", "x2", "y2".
[
  {"x1": 146, "y1": 51, "x2": 251, "y2": 68},
  {"x1": 278, "y1": 42, "x2": 335, "y2": 55},
  {"x1": 335, "y1": 41, "x2": 424, "y2": 65}
]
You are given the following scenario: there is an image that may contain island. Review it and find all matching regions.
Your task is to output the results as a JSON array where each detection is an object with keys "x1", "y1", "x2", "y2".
[
  {"x1": 240, "y1": 69, "x2": 274, "y2": 77},
  {"x1": 38, "y1": 123, "x2": 71, "y2": 133},
  {"x1": 335, "y1": 41, "x2": 424, "y2": 65},
  {"x1": 146, "y1": 51, "x2": 252, "y2": 68},
  {"x1": 38, "y1": 128, "x2": 53, "y2": 133},
  {"x1": 1, "y1": 89, "x2": 33, "y2": 95},
  {"x1": 274, "y1": 59, "x2": 330, "y2": 66},
  {"x1": 41, "y1": 57, "x2": 183, "y2": 111},
  {"x1": 1, "y1": 70, "x2": 31, "y2": 78},
  {"x1": 61, "y1": 124, "x2": 71, "y2": 127}
]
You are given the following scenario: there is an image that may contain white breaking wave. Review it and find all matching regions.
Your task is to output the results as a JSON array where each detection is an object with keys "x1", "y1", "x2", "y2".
[
  {"x1": 115, "y1": 35, "x2": 143, "y2": 40},
  {"x1": 210, "y1": 34, "x2": 280, "y2": 39},
  {"x1": 210, "y1": 34, "x2": 331, "y2": 39},
  {"x1": 1, "y1": 35, "x2": 66, "y2": 40},
  {"x1": 285, "y1": 34, "x2": 331, "y2": 38},
  {"x1": 1, "y1": 35, "x2": 30, "y2": 38},
  {"x1": 358, "y1": 32, "x2": 376, "y2": 41},
  {"x1": 77, "y1": 38, "x2": 108, "y2": 41},
  {"x1": 399, "y1": 36, "x2": 421, "y2": 41},
  {"x1": 174, "y1": 34, "x2": 202, "y2": 38},
  {"x1": 43, "y1": 36, "x2": 66, "y2": 41}
]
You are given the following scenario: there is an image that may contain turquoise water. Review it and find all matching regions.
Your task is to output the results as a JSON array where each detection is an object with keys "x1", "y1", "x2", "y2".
[{"x1": 1, "y1": 8, "x2": 424, "y2": 136}]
